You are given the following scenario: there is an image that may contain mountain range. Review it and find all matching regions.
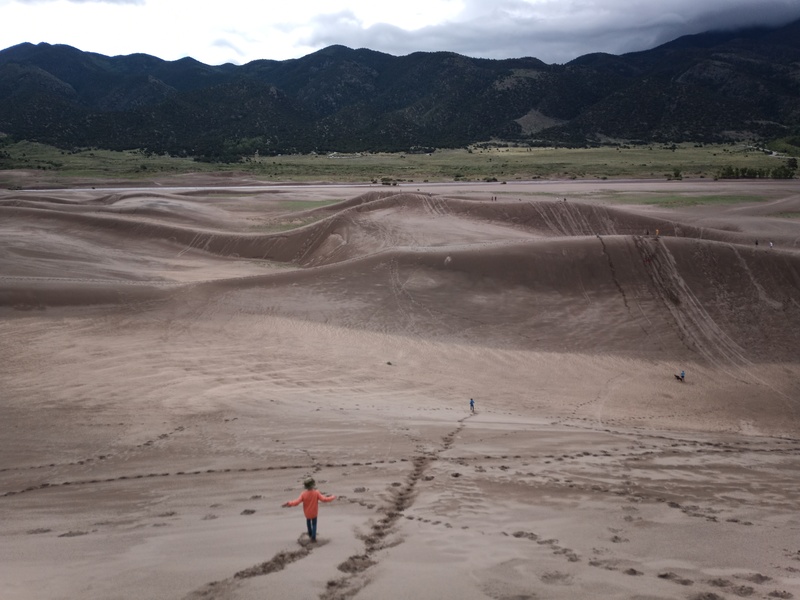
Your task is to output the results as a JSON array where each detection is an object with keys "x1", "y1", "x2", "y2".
[{"x1": 1, "y1": 19, "x2": 799, "y2": 160}]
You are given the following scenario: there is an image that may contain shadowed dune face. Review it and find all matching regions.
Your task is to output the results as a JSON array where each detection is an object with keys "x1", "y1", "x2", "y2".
[{"x1": 1, "y1": 184, "x2": 799, "y2": 363}]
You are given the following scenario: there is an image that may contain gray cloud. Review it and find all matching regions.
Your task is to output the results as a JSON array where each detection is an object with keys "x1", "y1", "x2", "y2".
[
  {"x1": 212, "y1": 38, "x2": 245, "y2": 56},
  {"x1": 303, "y1": 0, "x2": 800, "y2": 63}
]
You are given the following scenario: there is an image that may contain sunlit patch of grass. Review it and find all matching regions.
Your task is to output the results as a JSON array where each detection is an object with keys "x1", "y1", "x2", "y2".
[
  {"x1": 0, "y1": 141, "x2": 205, "y2": 177},
  {"x1": 604, "y1": 194, "x2": 765, "y2": 207},
  {"x1": 0, "y1": 141, "x2": 792, "y2": 185}
]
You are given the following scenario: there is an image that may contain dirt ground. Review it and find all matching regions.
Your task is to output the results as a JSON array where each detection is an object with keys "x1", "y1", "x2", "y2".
[{"x1": 1, "y1": 177, "x2": 800, "y2": 600}]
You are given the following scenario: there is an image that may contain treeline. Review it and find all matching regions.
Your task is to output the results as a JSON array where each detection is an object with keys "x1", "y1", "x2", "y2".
[
  {"x1": 2, "y1": 20, "x2": 800, "y2": 159},
  {"x1": 718, "y1": 159, "x2": 797, "y2": 179}
]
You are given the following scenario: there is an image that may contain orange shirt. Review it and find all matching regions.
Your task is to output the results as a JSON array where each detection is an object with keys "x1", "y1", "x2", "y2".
[{"x1": 286, "y1": 489, "x2": 336, "y2": 519}]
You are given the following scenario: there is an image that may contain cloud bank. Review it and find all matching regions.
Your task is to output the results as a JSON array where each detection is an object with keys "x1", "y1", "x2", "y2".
[
  {"x1": 1, "y1": 0, "x2": 799, "y2": 65},
  {"x1": 303, "y1": 0, "x2": 800, "y2": 63}
]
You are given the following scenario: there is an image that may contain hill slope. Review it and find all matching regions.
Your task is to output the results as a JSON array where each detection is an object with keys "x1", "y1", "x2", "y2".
[{"x1": 1, "y1": 20, "x2": 800, "y2": 157}]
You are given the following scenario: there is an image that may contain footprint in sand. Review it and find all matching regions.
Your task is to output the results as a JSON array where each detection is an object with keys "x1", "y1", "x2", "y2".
[
  {"x1": 58, "y1": 530, "x2": 91, "y2": 537},
  {"x1": 729, "y1": 585, "x2": 755, "y2": 597},
  {"x1": 658, "y1": 572, "x2": 693, "y2": 586},
  {"x1": 541, "y1": 571, "x2": 573, "y2": 585},
  {"x1": 611, "y1": 535, "x2": 629, "y2": 543},
  {"x1": 739, "y1": 573, "x2": 772, "y2": 584},
  {"x1": 337, "y1": 554, "x2": 376, "y2": 574}
]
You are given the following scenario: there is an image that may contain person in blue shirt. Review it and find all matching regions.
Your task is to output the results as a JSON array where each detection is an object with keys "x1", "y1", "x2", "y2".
[
  {"x1": 469, "y1": 398, "x2": 475, "y2": 413},
  {"x1": 680, "y1": 370, "x2": 685, "y2": 382}
]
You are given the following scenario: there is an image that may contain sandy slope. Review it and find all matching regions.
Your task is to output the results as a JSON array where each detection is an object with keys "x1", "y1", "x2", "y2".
[{"x1": 1, "y1": 179, "x2": 800, "y2": 600}]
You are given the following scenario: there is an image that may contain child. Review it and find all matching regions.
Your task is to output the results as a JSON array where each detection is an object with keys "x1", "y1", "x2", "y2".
[{"x1": 282, "y1": 478, "x2": 336, "y2": 542}]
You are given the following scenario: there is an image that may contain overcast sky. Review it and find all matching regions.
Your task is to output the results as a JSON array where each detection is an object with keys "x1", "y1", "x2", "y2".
[{"x1": 1, "y1": 0, "x2": 799, "y2": 65}]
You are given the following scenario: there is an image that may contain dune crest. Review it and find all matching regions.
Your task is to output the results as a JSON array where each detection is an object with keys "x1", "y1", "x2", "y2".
[{"x1": 2, "y1": 180, "x2": 800, "y2": 600}]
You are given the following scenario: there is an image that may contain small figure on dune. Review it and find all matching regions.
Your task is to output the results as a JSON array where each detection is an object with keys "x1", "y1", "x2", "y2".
[
  {"x1": 674, "y1": 370, "x2": 685, "y2": 382},
  {"x1": 470, "y1": 398, "x2": 475, "y2": 413},
  {"x1": 755, "y1": 240, "x2": 759, "y2": 246},
  {"x1": 769, "y1": 241, "x2": 774, "y2": 249},
  {"x1": 282, "y1": 478, "x2": 336, "y2": 542},
  {"x1": 655, "y1": 228, "x2": 660, "y2": 237}
]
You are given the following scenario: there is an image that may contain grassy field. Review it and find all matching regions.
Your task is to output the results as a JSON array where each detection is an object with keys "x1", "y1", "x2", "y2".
[
  {"x1": 0, "y1": 140, "x2": 794, "y2": 187},
  {"x1": 593, "y1": 192, "x2": 766, "y2": 207}
]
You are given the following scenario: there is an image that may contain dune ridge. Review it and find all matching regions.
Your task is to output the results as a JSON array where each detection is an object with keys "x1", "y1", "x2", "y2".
[
  {"x1": 2, "y1": 180, "x2": 800, "y2": 600},
  {"x1": 2, "y1": 188, "x2": 799, "y2": 362}
]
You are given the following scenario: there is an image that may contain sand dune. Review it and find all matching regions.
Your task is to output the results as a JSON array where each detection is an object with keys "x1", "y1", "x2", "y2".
[{"x1": 1, "y1": 179, "x2": 800, "y2": 600}]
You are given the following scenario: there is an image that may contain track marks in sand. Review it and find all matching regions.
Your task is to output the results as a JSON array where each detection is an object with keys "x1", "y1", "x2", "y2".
[
  {"x1": 554, "y1": 371, "x2": 623, "y2": 427},
  {"x1": 0, "y1": 454, "x2": 406, "y2": 499},
  {"x1": 526, "y1": 200, "x2": 614, "y2": 237},
  {"x1": 506, "y1": 530, "x2": 580, "y2": 563},
  {"x1": 181, "y1": 421, "x2": 470, "y2": 600},
  {"x1": 597, "y1": 234, "x2": 632, "y2": 313},
  {"x1": 183, "y1": 535, "x2": 326, "y2": 600},
  {"x1": 587, "y1": 548, "x2": 788, "y2": 598},
  {"x1": 0, "y1": 461, "x2": 333, "y2": 498},
  {"x1": 421, "y1": 194, "x2": 449, "y2": 217},
  {"x1": 0, "y1": 423, "x2": 186, "y2": 477},
  {"x1": 321, "y1": 418, "x2": 470, "y2": 600},
  {"x1": 634, "y1": 236, "x2": 751, "y2": 371}
]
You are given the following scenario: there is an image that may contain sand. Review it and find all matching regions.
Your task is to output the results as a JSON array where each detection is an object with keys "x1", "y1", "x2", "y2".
[{"x1": 1, "y1": 178, "x2": 799, "y2": 600}]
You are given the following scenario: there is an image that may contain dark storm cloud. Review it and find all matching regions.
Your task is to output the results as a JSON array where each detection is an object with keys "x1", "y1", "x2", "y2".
[{"x1": 303, "y1": 0, "x2": 800, "y2": 63}]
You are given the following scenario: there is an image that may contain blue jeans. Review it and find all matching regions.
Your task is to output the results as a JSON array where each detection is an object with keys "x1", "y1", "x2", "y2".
[{"x1": 306, "y1": 517, "x2": 317, "y2": 540}]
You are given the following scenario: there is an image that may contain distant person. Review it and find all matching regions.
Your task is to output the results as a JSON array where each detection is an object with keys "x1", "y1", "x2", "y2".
[
  {"x1": 769, "y1": 241, "x2": 774, "y2": 249},
  {"x1": 655, "y1": 228, "x2": 660, "y2": 237},
  {"x1": 681, "y1": 370, "x2": 685, "y2": 382},
  {"x1": 282, "y1": 478, "x2": 336, "y2": 542},
  {"x1": 470, "y1": 398, "x2": 475, "y2": 413},
  {"x1": 755, "y1": 240, "x2": 759, "y2": 246}
]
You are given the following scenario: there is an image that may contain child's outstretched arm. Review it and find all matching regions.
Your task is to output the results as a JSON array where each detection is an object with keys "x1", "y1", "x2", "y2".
[
  {"x1": 282, "y1": 495, "x2": 303, "y2": 508},
  {"x1": 319, "y1": 492, "x2": 337, "y2": 502}
]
